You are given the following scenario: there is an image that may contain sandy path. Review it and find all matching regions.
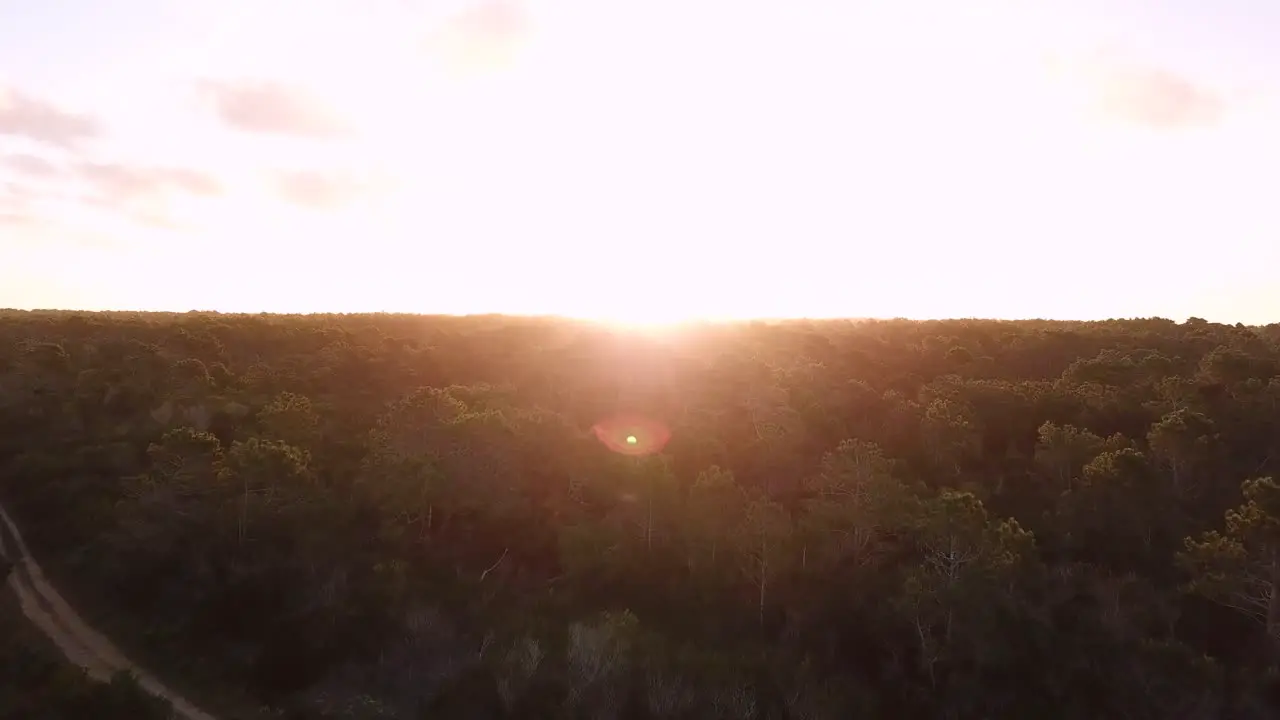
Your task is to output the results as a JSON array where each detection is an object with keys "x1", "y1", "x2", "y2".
[{"x1": 0, "y1": 502, "x2": 218, "y2": 720}]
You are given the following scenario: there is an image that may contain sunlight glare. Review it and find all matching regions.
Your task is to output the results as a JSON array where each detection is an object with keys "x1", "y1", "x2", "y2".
[{"x1": 32, "y1": 0, "x2": 1274, "y2": 324}]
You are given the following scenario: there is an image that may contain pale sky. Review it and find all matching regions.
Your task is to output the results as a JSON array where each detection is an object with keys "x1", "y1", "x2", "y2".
[{"x1": 1, "y1": 0, "x2": 1278, "y2": 323}]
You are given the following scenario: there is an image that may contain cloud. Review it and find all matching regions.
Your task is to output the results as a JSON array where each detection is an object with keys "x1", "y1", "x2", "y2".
[
  {"x1": 0, "y1": 86, "x2": 101, "y2": 148},
  {"x1": 130, "y1": 211, "x2": 190, "y2": 231},
  {"x1": 70, "y1": 163, "x2": 224, "y2": 232},
  {"x1": 1, "y1": 153, "x2": 61, "y2": 179},
  {"x1": 0, "y1": 181, "x2": 38, "y2": 222},
  {"x1": 451, "y1": 0, "x2": 527, "y2": 44},
  {"x1": 197, "y1": 80, "x2": 350, "y2": 137},
  {"x1": 0, "y1": 185, "x2": 50, "y2": 232},
  {"x1": 274, "y1": 170, "x2": 368, "y2": 209},
  {"x1": 1091, "y1": 59, "x2": 1225, "y2": 129},
  {"x1": 0, "y1": 211, "x2": 39, "y2": 227},
  {"x1": 1, "y1": 180, "x2": 35, "y2": 203},
  {"x1": 77, "y1": 162, "x2": 223, "y2": 204},
  {"x1": 0, "y1": 162, "x2": 218, "y2": 239},
  {"x1": 1, "y1": 161, "x2": 222, "y2": 234},
  {"x1": 429, "y1": 0, "x2": 530, "y2": 74},
  {"x1": 0, "y1": 188, "x2": 31, "y2": 223}
]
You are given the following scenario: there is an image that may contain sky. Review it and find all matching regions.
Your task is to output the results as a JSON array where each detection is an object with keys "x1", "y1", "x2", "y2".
[{"x1": 1, "y1": 0, "x2": 1278, "y2": 324}]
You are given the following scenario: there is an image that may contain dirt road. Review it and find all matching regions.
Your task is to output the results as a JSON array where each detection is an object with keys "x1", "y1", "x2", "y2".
[{"x1": 0, "y1": 502, "x2": 218, "y2": 720}]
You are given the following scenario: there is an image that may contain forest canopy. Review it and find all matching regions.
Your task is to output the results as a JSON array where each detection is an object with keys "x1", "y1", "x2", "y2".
[{"x1": 3, "y1": 310, "x2": 1280, "y2": 719}]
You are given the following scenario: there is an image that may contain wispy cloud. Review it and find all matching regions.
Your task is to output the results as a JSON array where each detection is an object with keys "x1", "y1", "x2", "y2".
[
  {"x1": 77, "y1": 162, "x2": 223, "y2": 204},
  {"x1": 1, "y1": 153, "x2": 60, "y2": 179},
  {"x1": 1090, "y1": 58, "x2": 1225, "y2": 129},
  {"x1": 68, "y1": 163, "x2": 225, "y2": 232},
  {"x1": 428, "y1": 0, "x2": 530, "y2": 74},
  {"x1": 1, "y1": 160, "x2": 222, "y2": 232},
  {"x1": 0, "y1": 189, "x2": 35, "y2": 225},
  {"x1": 0, "y1": 180, "x2": 43, "y2": 227},
  {"x1": 0, "y1": 213, "x2": 37, "y2": 227},
  {"x1": 197, "y1": 79, "x2": 351, "y2": 138},
  {"x1": 0, "y1": 86, "x2": 101, "y2": 148},
  {"x1": 274, "y1": 170, "x2": 369, "y2": 209}
]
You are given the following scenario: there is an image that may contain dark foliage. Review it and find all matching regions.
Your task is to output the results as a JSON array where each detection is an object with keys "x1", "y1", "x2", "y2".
[
  {"x1": 0, "y1": 594, "x2": 172, "y2": 719},
  {"x1": 3, "y1": 310, "x2": 1280, "y2": 719}
]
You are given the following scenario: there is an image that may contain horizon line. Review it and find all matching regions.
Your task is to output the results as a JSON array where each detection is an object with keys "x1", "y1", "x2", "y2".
[{"x1": 0, "y1": 307, "x2": 1262, "y2": 328}]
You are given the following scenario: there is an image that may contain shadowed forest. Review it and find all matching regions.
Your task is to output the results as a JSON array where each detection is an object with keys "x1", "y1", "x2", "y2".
[
  {"x1": 3, "y1": 310, "x2": 1280, "y2": 719},
  {"x1": 0, "y1": 557, "x2": 172, "y2": 719}
]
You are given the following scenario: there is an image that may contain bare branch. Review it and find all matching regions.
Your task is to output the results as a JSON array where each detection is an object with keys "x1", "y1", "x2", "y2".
[{"x1": 480, "y1": 547, "x2": 509, "y2": 582}]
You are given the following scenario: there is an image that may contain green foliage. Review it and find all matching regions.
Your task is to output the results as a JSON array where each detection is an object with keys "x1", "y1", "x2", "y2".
[
  {"x1": 3, "y1": 311, "x2": 1280, "y2": 718},
  {"x1": 1182, "y1": 477, "x2": 1280, "y2": 638}
]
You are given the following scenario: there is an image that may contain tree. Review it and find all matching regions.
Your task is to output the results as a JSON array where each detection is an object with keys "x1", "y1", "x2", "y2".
[
  {"x1": 9, "y1": 310, "x2": 1280, "y2": 717},
  {"x1": 363, "y1": 386, "x2": 471, "y2": 543},
  {"x1": 1147, "y1": 408, "x2": 1219, "y2": 499},
  {"x1": 114, "y1": 427, "x2": 228, "y2": 554},
  {"x1": 686, "y1": 465, "x2": 745, "y2": 572},
  {"x1": 1034, "y1": 422, "x2": 1103, "y2": 490},
  {"x1": 169, "y1": 357, "x2": 213, "y2": 402},
  {"x1": 737, "y1": 491, "x2": 791, "y2": 628},
  {"x1": 145, "y1": 426, "x2": 224, "y2": 486},
  {"x1": 921, "y1": 398, "x2": 980, "y2": 476},
  {"x1": 218, "y1": 437, "x2": 311, "y2": 545},
  {"x1": 620, "y1": 455, "x2": 681, "y2": 555},
  {"x1": 258, "y1": 391, "x2": 321, "y2": 451},
  {"x1": 800, "y1": 439, "x2": 912, "y2": 574},
  {"x1": 1181, "y1": 476, "x2": 1280, "y2": 649},
  {"x1": 1058, "y1": 448, "x2": 1177, "y2": 575},
  {"x1": 897, "y1": 490, "x2": 1036, "y2": 698}
]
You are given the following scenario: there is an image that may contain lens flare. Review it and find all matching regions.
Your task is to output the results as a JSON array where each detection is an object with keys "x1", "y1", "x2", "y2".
[{"x1": 592, "y1": 414, "x2": 671, "y2": 456}]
